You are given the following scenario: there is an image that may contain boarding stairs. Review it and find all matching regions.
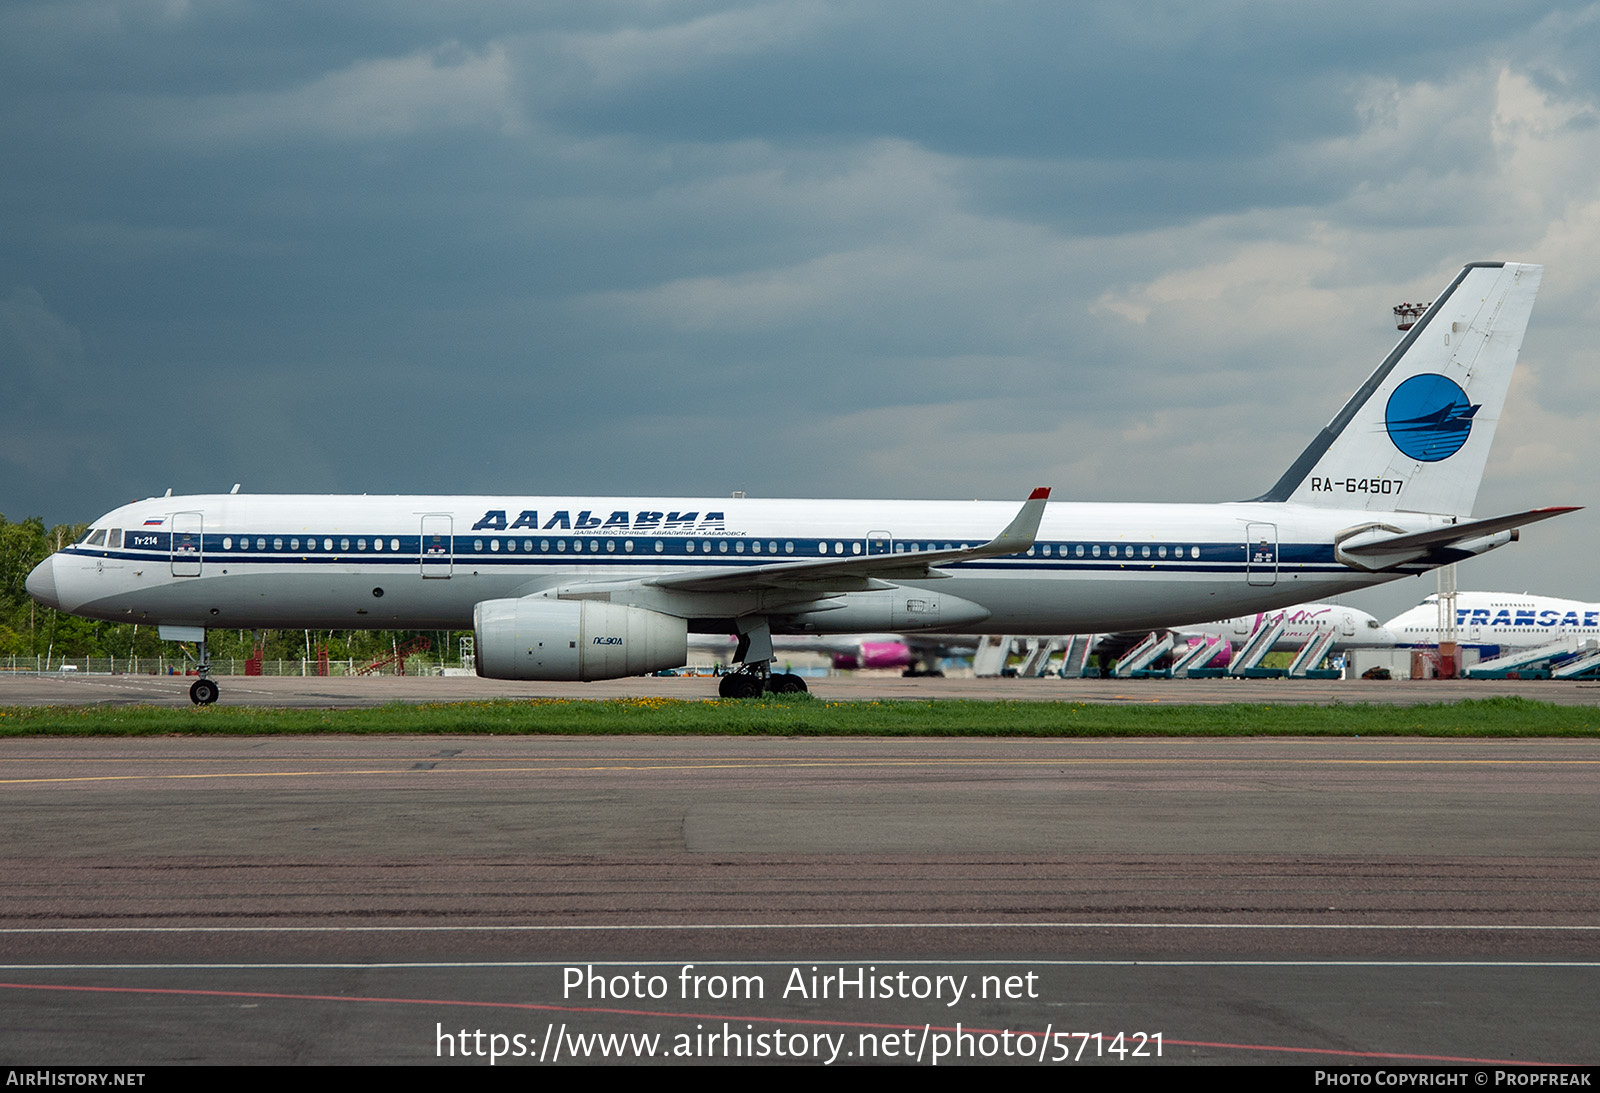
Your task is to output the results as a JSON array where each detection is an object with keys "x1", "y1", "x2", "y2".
[
  {"x1": 972, "y1": 635, "x2": 1014, "y2": 678},
  {"x1": 1287, "y1": 627, "x2": 1340, "y2": 678},
  {"x1": 1552, "y1": 642, "x2": 1600, "y2": 679},
  {"x1": 1115, "y1": 631, "x2": 1174, "y2": 678},
  {"x1": 1056, "y1": 634, "x2": 1098, "y2": 678},
  {"x1": 1465, "y1": 637, "x2": 1585, "y2": 680},
  {"x1": 1228, "y1": 615, "x2": 1288, "y2": 677},
  {"x1": 1171, "y1": 635, "x2": 1230, "y2": 677},
  {"x1": 1019, "y1": 638, "x2": 1062, "y2": 677}
]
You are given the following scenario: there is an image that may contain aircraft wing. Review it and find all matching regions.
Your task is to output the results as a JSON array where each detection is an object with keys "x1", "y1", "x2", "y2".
[
  {"x1": 1336, "y1": 506, "x2": 1579, "y2": 571},
  {"x1": 643, "y1": 488, "x2": 1051, "y2": 594}
]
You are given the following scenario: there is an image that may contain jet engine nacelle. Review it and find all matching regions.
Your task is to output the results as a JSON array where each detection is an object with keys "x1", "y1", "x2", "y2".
[{"x1": 473, "y1": 598, "x2": 688, "y2": 681}]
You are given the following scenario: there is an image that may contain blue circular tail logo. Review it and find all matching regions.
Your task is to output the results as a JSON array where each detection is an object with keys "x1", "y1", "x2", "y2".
[{"x1": 1385, "y1": 374, "x2": 1478, "y2": 462}]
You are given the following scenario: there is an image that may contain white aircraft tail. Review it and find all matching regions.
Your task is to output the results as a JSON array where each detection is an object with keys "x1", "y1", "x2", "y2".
[{"x1": 1256, "y1": 262, "x2": 1542, "y2": 516}]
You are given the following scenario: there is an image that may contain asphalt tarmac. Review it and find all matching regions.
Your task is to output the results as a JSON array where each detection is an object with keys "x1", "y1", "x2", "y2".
[
  {"x1": 0, "y1": 674, "x2": 1596, "y2": 1067},
  {"x1": 7, "y1": 668, "x2": 1600, "y2": 706}
]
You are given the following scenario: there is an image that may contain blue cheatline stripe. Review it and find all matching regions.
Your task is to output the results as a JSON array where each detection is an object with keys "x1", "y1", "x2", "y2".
[{"x1": 66, "y1": 541, "x2": 1362, "y2": 577}]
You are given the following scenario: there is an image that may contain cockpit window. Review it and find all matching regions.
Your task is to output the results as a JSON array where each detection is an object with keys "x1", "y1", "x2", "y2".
[
  {"x1": 85, "y1": 530, "x2": 106, "y2": 547},
  {"x1": 108, "y1": 529, "x2": 122, "y2": 549}
]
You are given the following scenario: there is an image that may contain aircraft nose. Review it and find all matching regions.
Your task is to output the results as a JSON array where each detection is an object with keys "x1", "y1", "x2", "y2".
[{"x1": 25, "y1": 555, "x2": 59, "y2": 610}]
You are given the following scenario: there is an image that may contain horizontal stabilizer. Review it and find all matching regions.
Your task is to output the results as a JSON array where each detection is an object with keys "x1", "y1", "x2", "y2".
[{"x1": 1336, "y1": 506, "x2": 1578, "y2": 571}]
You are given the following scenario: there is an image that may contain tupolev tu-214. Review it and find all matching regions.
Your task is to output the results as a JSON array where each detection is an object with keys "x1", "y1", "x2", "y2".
[{"x1": 26, "y1": 262, "x2": 1575, "y2": 701}]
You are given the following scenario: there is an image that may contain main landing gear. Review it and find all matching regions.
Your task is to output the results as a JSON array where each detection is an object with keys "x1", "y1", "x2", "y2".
[
  {"x1": 716, "y1": 617, "x2": 808, "y2": 698},
  {"x1": 718, "y1": 668, "x2": 808, "y2": 698}
]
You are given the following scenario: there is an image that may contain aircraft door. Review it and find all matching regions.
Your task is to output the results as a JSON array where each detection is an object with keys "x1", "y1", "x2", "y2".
[
  {"x1": 171, "y1": 512, "x2": 203, "y2": 577},
  {"x1": 867, "y1": 531, "x2": 893, "y2": 556},
  {"x1": 1245, "y1": 522, "x2": 1278, "y2": 587},
  {"x1": 421, "y1": 515, "x2": 452, "y2": 578}
]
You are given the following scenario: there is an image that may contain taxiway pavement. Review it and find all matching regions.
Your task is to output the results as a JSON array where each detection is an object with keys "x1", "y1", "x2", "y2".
[{"x1": 1, "y1": 731, "x2": 1596, "y2": 1066}]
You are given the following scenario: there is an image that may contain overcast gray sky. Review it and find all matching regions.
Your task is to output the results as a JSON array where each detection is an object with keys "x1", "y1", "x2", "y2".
[{"x1": 5, "y1": 1, "x2": 1600, "y2": 622}]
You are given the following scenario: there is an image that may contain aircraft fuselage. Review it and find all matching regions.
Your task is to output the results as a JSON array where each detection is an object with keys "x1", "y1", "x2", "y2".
[{"x1": 32, "y1": 493, "x2": 1454, "y2": 636}]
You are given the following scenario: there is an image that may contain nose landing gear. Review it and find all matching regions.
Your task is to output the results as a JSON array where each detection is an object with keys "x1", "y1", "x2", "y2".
[{"x1": 182, "y1": 631, "x2": 218, "y2": 705}]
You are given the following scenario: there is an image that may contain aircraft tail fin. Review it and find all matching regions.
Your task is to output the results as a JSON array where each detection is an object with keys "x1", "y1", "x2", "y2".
[{"x1": 1255, "y1": 262, "x2": 1542, "y2": 516}]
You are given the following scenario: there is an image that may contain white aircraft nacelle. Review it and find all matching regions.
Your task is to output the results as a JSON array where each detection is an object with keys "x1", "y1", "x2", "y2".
[
  {"x1": 783, "y1": 588, "x2": 991, "y2": 633},
  {"x1": 473, "y1": 598, "x2": 688, "y2": 681}
]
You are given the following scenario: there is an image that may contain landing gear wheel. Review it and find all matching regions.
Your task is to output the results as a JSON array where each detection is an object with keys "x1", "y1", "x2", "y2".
[
  {"x1": 768, "y1": 673, "x2": 808, "y2": 694},
  {"x1": 718, "y1": 673, "x2": 763, "y2": 698},
  {"x1": 190, "y1": 678, "x2": 219, "y2": 706}
]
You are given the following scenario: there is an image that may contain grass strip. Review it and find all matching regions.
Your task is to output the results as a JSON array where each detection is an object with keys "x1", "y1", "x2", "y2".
[{"x1": 0, "y1": 695, "x2": 1594, "y2": 738}]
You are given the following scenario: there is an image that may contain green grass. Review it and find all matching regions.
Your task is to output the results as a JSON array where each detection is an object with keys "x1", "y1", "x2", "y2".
[{"x1": 0, "y1": 694, "x2": 1593, "y2": 738}]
